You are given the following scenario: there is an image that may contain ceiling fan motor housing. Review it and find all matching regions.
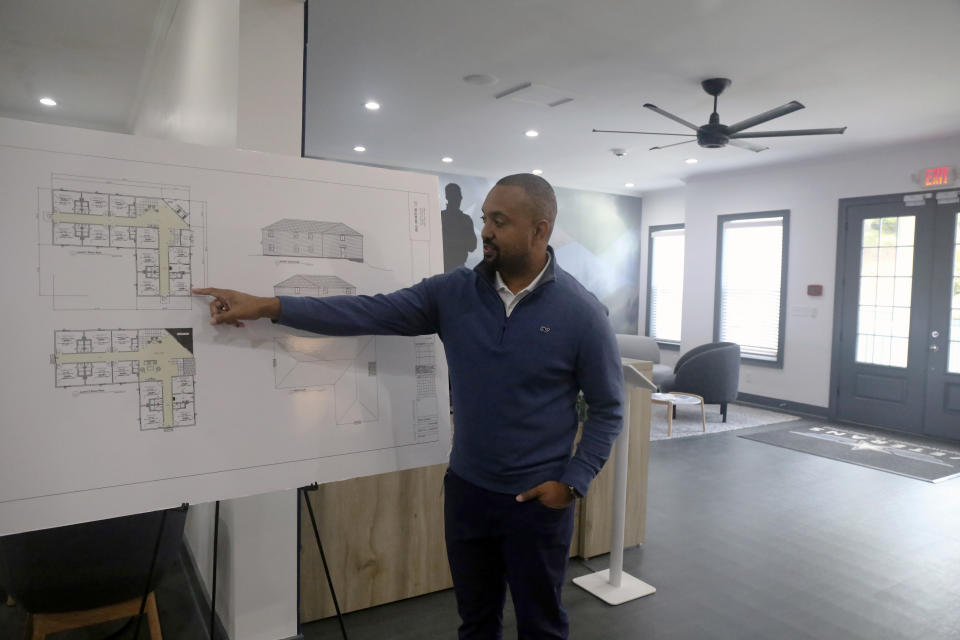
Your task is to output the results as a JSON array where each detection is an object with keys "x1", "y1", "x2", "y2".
[{"x1": 698, "y1": 123, "x2": 729, "y2": 148}]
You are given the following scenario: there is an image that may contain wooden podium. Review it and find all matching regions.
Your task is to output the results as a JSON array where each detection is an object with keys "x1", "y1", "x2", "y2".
[{"x1": 300, "y1": 361, "x2": 653, "y2": 621}]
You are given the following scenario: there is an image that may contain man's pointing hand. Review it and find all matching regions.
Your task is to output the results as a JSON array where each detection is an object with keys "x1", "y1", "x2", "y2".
[{"x1": 192, "y1": 288, "x2": 281, "y2": 327}]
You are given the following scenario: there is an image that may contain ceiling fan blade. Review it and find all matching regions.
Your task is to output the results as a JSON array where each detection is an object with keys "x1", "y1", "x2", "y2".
[
  {"x1": 642, "y1": 104, "x2": 700, "y2": 131},
  {"x1": 592, "y1": 128, "x2": 696, "y2": 136},
  {"x1": 650, "y1": 139, "x2": 696, "y2": 151},
  {"x1": 727, "y1": 139, "x2": 769, "y2": 153},
  {"x1": 730, "y1": 127, "x2": 847, "y2": 138},
  {"x1": 726, "y1": 101, "x2": 805, "y2": 134}
]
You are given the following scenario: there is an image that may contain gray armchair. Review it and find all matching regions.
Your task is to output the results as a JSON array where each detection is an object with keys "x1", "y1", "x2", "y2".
[
  {"x1": 659, "y1": 342, "x2": 740, "y2": 421},
  {"x1": 615, "y1": 334, "x2": 675, "y2": 389}
]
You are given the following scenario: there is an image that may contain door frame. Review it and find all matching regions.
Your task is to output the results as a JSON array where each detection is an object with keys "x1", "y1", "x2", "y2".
[{"x1": 828, "y1": 188, "x2": 956, "y2": 425}]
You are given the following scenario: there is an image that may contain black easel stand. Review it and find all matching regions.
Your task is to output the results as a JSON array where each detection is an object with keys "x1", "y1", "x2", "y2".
[
  {"x1": 301, "y1": 483, "x2": 349, "y2": 640},
  {"x1": 210, "y1": 500, "x2": 221, "y2": 640}
]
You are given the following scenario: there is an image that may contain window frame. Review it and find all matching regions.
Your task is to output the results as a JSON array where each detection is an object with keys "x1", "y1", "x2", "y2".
[
  {"x1": 713, "y1": 210, "x2": 790, "y2": 368},
  {"x1": 645, "y1": 223, "x2": 685, "y2": 350}
]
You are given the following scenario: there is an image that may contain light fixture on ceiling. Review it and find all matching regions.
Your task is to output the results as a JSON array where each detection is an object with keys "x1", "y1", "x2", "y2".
[
  {"x1": 364, "y1": 101, "x2": 380, "y2": 111},
  {"x1": 524, "y1": 129, "x2": 539, "y2": 138},
  {"x1": 353, "y1": 145, "x2": 366, "y2": 152},
  {"x1": 625, "y1": 183, "x2": 635, "y2": 188},
  {"x1": 39, "y1": 97, "x2": 57, "y2": 106},
  {"x1": 532, "y1": 169, "x2": 543, "y2": 175},
  {"x1": 441, "y1": 157, "x2": 453, "y2": 163},
  {"x1": 685, "y1": 158, "x2": 699, "y2": 164}
]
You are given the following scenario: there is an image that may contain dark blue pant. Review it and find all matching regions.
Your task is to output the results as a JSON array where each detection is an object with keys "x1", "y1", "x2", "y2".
[{"x1": 444, "y1": 470, "x2": 575, "y2": 640}]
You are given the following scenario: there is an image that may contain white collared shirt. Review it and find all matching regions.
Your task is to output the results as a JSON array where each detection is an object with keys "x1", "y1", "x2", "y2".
[{"x1": 495, "y1": 254, "x2": 551, "y2": 317}]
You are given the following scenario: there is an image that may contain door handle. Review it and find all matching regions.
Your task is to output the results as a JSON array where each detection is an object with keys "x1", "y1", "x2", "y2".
[
  {"x1": 929, "y1": 344, "x2": 939, "y2": 351},
  {"x1": 931, "y1": 330, "x2": 940, "y2": 338}
]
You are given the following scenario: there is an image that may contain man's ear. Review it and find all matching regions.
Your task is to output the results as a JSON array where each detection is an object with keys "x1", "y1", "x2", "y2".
[{"x1": 534, "y1": 218, "x2": 550, "y2": 241}]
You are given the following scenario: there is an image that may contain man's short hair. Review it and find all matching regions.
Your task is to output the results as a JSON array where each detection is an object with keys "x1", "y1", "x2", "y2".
[{"x1": 495, "y1": 173, "x2": 557, "y2": 224}]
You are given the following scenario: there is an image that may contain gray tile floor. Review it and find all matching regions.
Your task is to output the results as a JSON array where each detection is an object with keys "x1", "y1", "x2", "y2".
[
  {"x1": 304, "y1": 421, "x2": 960, "y2": 640},
  {"x1": 3, "y1": 417, "x2": 958, "y2": 639}
]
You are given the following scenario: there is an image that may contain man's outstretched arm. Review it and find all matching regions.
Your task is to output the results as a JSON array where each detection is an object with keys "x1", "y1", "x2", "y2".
[{"x1": 194, "y1": 276, "x2": 441, "y2": 337}]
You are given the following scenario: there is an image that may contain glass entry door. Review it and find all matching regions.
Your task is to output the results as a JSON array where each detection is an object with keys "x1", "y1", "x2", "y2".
[{"x1": 835, "y1": 191, "x2": 960, "y2": 441}]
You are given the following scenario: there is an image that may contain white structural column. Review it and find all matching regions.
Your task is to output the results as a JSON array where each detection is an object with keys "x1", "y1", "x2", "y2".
[{"x1": 573, "y1": 362, "x2": 657, "y2": 605}]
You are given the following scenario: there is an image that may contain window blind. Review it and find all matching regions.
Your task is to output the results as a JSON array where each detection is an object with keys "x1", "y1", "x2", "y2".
[
  {"x1": 648, "y1": 227, "x2": 684, "y2": 343},
  {"x1": 718, "y1": 216, "x2": 785, "y2": 361}
]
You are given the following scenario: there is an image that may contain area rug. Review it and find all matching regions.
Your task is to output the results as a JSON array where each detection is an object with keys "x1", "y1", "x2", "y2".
[
  {"x1": 649, "y1": 402, "x2": 798, "y2": 441},
  {"x1": 740, "y1": 422, "x2": 960, "y2": 482}
]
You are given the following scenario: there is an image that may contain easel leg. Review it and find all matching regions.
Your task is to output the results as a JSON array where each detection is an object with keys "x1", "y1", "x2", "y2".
[
  {"x1": 133, "y1": 510, "x2": 167, "y2": 639},
  {"x1": 300, "y1": 486, "x2": 349, "y2": 640},
  {"x1": 210, "y1": 500, "x2": 220, "y2": 640}
]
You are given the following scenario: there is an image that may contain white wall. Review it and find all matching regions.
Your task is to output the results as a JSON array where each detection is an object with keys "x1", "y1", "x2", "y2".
[
  {"x1": 675, "y1": 135, "x2": 960, "y2": 407},
  {"x1": 132, "y1": 0, "x2": 240, "y2": 147},
  {"x1": 132, "y1": 2, "x2": 305, "y2": 639}
]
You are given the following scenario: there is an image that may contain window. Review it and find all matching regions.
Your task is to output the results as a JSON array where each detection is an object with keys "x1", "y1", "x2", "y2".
[
  {"x1": 267, "y1": 231, "x2": 274, "y2": 238},
  {"x1": 340, "y1": 234, "x2": 346, "y2": 241},
  {"x1": 714, "y1": 211, "x2": 789, "y2": 365},
  {"x1": 856, "y1": 215, "x2": 915, "y2": 367},
  {"x1": 646, "y1": 224, "x2": 684, "y2": 346}
]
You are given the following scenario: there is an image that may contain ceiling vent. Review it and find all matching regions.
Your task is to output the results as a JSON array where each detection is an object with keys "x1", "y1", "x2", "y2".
[{"x1": 495, "y1": 83, "x2": 574, "y2": 108}]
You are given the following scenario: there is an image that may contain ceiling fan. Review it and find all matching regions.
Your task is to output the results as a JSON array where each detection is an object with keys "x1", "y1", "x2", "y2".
[{"x1": 593, "y1": 77, "x2": 846, "y2": 152}]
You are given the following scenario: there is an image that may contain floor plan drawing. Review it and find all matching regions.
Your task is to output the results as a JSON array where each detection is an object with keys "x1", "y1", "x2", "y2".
[
  {"x1": 262, "y1": 219, "x2": 363, "y2": 261},
  {"x1": 53, "y1": 328, "x2": 196, "y2": 430},
  {"x1": 37, "y1": 175, "x2": 207, "y2": 310}
]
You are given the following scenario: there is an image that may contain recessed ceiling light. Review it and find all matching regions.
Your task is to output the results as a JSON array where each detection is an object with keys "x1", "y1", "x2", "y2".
[
  {"x1": 625, "y1": 183, "x2": 635, "y2": 188},
  {"x1": 353, "y1": 145, "x2": 366, "y2": 152},
  {"x1": 441, "y1": 157, "x2": 453, "y2": 163},
  {"x1": 532, "y1": 169, "x2": 543, "y2": 175},
  {"x1": 685, "y1": 158, "x2": 699, "y2": 164},
  {"x1": 39, "y1": 97, "x2": 57, "y2": 106},
  {"x1": 525, "y1": 129, "x2": 539, "y2": 138},
  {"x1": 364, "y1": 101, "x2": 380, "y2": 111}
]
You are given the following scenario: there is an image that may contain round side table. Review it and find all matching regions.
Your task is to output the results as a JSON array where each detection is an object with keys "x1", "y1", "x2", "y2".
[{"x1": 651, "y1": 392, "x2": 706, "y2": 436}]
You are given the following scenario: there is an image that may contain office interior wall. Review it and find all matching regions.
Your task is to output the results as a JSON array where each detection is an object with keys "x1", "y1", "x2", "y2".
[
  {"x1": 678, "y1": 135, "x2": 960, "y2": 407},
  {"x1": 131, "y1": 0, "x2": 240, "y2": 147}
]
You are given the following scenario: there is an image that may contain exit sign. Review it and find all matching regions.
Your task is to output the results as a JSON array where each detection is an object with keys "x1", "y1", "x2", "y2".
[{"x1": 923, "y1": 166, "x2": 953, "y2": 187}]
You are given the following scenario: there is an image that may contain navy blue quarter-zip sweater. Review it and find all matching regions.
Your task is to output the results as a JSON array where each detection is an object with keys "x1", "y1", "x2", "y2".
[{"x1": 276, "y1": 247, "x2": 624, "y2": 497}]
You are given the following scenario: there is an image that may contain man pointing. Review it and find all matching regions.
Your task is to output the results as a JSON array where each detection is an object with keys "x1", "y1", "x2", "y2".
[{"x1": 195, "y1": 173, "x2": 623, "y2": 639}]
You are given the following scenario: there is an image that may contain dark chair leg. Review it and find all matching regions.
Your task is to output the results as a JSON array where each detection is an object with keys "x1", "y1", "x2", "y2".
[
  {"x1": 721, "y1": 402, "x2": 728, "y2": 423},
  {"x1": 672, "y1": 405, "x2": 677, "y2": 420}
]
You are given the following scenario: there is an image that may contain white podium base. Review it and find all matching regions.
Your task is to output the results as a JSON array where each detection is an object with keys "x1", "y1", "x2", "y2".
[{"x1": 573, "y1": 569, "x2": 656, "y2": 605}]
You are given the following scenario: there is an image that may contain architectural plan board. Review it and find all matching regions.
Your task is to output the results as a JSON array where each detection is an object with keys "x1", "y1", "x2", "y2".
[{"x1": 0, "y1": 117, "x2": 450, "y2": 536}]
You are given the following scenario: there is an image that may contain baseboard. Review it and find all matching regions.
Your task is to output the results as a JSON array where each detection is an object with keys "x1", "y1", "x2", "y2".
[
  {"x1": 734, "y1": 393, "x2": 830, "y2": 420},
  {"x1": 180, "y1": 542, "x2": 231, "y2": 640}
]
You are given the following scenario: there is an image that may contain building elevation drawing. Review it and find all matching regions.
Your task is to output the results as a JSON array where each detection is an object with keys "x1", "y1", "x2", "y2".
[
  {"x1": 53, "y1": 328, "x2": 196, "y2": 430},
  {"x1": 38, "y1": 175, "x2": 207, "y2": 310},
  {"x1": 262, "y1": 219, "x2": 363, "y2": 261},
  {"x1": 274, "y1": 274, "x2": 356, "y2": 297}
]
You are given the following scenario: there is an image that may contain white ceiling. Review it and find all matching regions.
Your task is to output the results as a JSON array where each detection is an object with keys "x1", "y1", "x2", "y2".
[
  {"x1": 2, "y1": 0, "x2": 958, "y2": 194},
  {"x1": 304, "y1": 0, "x2": 960, "y2": 193},
  {"x1": 0, "y1": 0, "x2": 178, "y2": 133}
]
